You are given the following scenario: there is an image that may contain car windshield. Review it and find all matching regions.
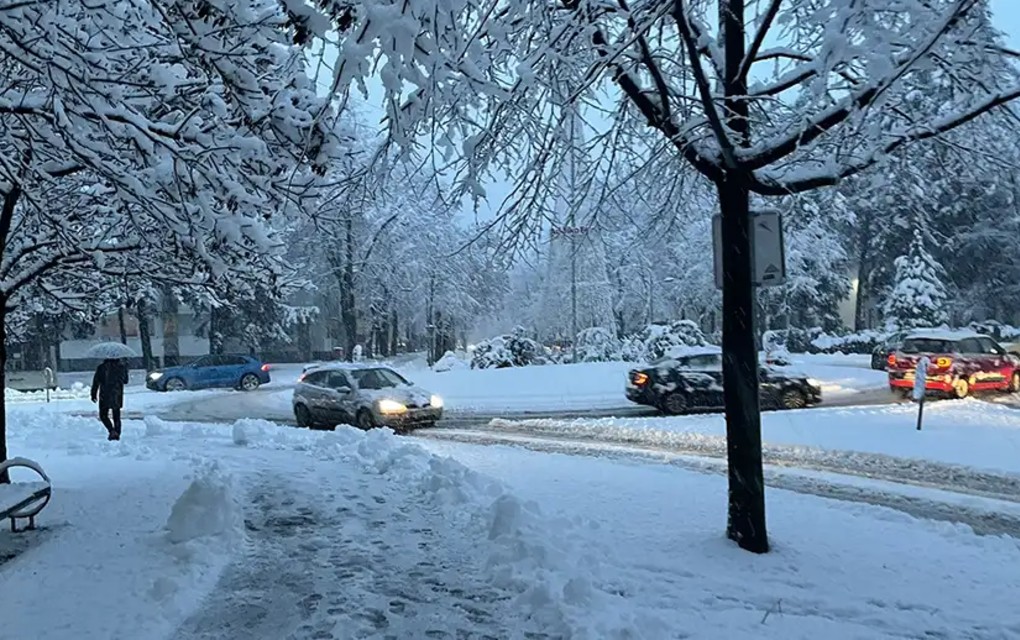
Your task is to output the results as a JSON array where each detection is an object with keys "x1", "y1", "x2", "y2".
[
  {"x1": 350, "y1": 368, "x2": 409, "y2": 390},
  {"x1": 901, "y1": 338, "x2": 955, "y2": 354}
]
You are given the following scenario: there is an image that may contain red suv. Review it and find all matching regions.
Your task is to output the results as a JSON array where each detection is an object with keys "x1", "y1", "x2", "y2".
[{"x1": 888, "y1": 330, "x2": 1020, "y2": 398}]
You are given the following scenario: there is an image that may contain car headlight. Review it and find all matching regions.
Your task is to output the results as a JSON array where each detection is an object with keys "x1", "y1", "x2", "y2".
[
  {"x1": 148, "y1": 372, "x2": 163, "y2": 381},
  {"x1": 378, "y1": 399, "x2": 407, "y2": 414},
  {"x1": 430, "y1": 394, "x2": 444, "y2": 409}
]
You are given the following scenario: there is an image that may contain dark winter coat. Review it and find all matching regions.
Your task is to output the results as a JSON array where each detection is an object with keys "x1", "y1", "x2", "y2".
[{"x1": 91, "y1": 360, "x2": 129, "y2": 409}]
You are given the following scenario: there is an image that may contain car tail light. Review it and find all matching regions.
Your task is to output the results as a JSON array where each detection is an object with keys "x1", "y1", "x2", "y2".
[
  {"x1": 887, "y1": 354, "x2": 896, "y2": 367},
  {"x1": 935, "y1": 357, "x2": 952, "y2": 369},
  {"x1": 261, "y1": 364, "x2": 271, "y2": 372},
  {"x1": 632, "y1": 372, "x2": 649, "y2": 386},
  {"x1": 297, "y1": 373, "x2": 305, "y2": 383}
]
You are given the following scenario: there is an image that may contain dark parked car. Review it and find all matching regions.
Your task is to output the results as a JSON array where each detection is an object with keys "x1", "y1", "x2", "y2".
[
  {"x1": 293, "y1": 364, "x2": 443, "y2": 431},
  {"x1": 888, "y1": 330, "x2": 1020, "y2": 398},
  {"x1": 625, "y1": 347, "x2": 822, "y2": 415},
  {"x1": 146, "y1": 355, "x2": 271, "y2": 392},
  {"x1": 871, "y1": 331, "x2": 908, "y2": 370}
]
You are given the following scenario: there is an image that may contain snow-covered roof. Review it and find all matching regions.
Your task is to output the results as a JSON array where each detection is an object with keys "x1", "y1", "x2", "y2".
[
  {"x1": 661, "y1": 345, "x2": 722, "y2": 359},
  {"x1": 301, "y1": 362, "x2": 393, "y2": 373},
  {"x1": 903, "y1": 328, "x2": 986, "y2": 341}
]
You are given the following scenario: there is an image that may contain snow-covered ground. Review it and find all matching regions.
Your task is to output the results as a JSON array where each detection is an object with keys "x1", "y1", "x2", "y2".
[
  {"x1": 2, "y1": 405, "x2": 1019, "y2": 639},
  {"x1": 480, "y1": 399, "x2": 1020, "y2": 476}
]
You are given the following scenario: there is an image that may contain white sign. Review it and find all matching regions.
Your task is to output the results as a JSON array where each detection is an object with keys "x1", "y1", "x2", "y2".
[
  {"x1": 713, "y1": 210, "x2": 786, "y2": 289},
  {"x1": 912, "y1": 356, "x2": 930, "y2": 402}
]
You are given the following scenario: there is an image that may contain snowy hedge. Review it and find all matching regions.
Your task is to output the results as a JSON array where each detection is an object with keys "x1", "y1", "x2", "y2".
[
  {"x1": 621, "y1": 321, "x2": 708, "y2": 363},
  {"x1": 574, "y1": 327, "x2": 621, "y2": 363},
  {"x1": 471, "y1": 328, "x2": 550, "y2": 369}
]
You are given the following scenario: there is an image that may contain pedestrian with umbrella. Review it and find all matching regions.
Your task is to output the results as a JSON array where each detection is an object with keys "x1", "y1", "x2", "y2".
[{"x1": 86, "y1": 343, "x2": 135, "y2": 440}]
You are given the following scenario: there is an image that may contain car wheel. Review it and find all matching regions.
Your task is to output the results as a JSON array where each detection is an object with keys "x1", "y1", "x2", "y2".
[
  {"x1": 165, "y1": 378, "x2": 186, "y2": 392},
  {"x1": 952, "y1": 377, "x2": 970, "y2": 399},
  {"x1": 780, "y1": 388, "x2": 807, "y2": 410},
  {"x1": 356, "y1": 410, "x2": 376, "y2": 430},
  {"x1": 661, "y1": 392, "x2": 687, "y2": 416},
  {"x1": 294, "y1": 404, "x2": 313, "y2": 428},
  {"x1": 1010, "y1": 372, "x2": 1020, "y2": 394},
  {"x1": 239, "y1": 374, "x2": 261, "y2": 392}
]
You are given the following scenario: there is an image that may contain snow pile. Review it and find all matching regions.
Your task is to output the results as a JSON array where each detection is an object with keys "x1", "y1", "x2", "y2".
[
  {"x1": 432, "y1": 350, "x2": 469, "y2": 372},
  {"x1": 144, "y1": 415, "x2": 168, "y2": 436},
  {"x1": 4, "y1": 383, "x2": 91, "y2": 403},
  {"x1": 165, "y1": 463, "x2": 243, "y2": 544}
]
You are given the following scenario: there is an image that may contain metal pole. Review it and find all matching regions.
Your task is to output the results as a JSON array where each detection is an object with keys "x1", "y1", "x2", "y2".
[{"x1": 570, "y1": 232, "x2": 578, "y2": 363}]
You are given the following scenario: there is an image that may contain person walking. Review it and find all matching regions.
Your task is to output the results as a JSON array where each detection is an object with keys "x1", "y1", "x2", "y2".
[{"x1": 91, "y1": 358, "x2": 129, "y2": 440}]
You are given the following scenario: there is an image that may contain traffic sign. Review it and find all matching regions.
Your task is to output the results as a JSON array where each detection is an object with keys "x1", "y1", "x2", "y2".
[{"x1": 713, "y1": 209, "x2": 786, "y2": 289}]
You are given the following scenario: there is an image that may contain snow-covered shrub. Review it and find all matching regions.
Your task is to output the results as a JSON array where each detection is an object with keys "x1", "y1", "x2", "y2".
[
  {"x1": 574, "y1": 327, "x2": 621, "y2": 363},
  {"x1": 622, "y1": 321, "x2": 707, "y2": 362},
  {"x1": 810, "y1": 330, "x2": 888, "y2": 355},
  {"x1": 471, "y1": 327, "x2": 549, "y2": 369},
  {"x1": 762, "y1": 330, "x2": 792, "y2": 364},
  {"x1": 967, "y1": 321, "x2": 1020, "y2": 341},
  {"x1": 433, "y1": 351, "x2": 468, "y2": 372}
]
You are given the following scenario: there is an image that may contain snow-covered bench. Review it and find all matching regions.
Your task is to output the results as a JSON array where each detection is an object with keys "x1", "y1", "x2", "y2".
[{"x1": 0, "y1": 458, "x2": 52, "y2": 533}]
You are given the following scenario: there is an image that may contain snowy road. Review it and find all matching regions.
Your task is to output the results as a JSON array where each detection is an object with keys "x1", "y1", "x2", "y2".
[
  {"x1": 416, "y1": 428, "x2": 1020, "y2": 538},
  {"x1": 148, "y1": 383, "x2": 901, "y2": 426}
]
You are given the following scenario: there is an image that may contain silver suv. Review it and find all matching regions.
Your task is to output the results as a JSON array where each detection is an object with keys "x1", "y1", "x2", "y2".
[{"x1": 292, "y1": 364, "x2": 443, "y2": 431}]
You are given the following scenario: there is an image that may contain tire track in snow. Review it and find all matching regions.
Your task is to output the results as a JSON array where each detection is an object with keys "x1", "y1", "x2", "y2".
[
  {"x1": 413, "y1": 429, "x2": 1020, "y2": 539},
  {"x1": 423, "y1": 420, "x2": 1020, "y2": 504}
]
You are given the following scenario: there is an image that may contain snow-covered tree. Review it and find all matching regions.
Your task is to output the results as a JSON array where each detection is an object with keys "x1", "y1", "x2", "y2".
[
  {"x1": 312, "y1": 0, "x2": 1020, "y2": 551},
  {"x1": 0, "y1": 0, "x2": 341, "y2": 481},
  {"x1": 883, "y1": 231, "x2": 950, "y2": 330}
]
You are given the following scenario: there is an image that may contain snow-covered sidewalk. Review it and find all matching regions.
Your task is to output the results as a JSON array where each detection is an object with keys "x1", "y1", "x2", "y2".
[{"x1": 3, "y1": 405, "x2": 1019, "y2": 638}]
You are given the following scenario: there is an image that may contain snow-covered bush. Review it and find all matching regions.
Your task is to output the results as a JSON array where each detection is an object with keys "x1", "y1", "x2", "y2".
[
  {"x1": 433, "y1": 351, "x2": 469, "y2": 372},
  {"x1": 967, "y1": 321, "x2": 1020, "y2": 342},
  {"x1": 621, "y1": 321, "x2": 707, "y2": 362},
  {"x1": 574, "y1": 327, "x2": 621, "y2": 363},
  {"x1": 471, "y1": 328, "x2": 549, "y2": 369},
  {"x1": 809, "y1": 330, "x2": 889, "y2": 355}
]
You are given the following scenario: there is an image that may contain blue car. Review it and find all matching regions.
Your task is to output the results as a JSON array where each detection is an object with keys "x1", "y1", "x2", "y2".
[{"x1": 146, "y1": 355, "x2": 271, "y2": 392}]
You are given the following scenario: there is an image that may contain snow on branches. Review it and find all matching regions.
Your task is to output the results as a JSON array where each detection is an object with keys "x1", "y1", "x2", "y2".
[
  {"x1": 0, "y1": 0, "x2": 339, "y2": 319},
  {"x1": 319, "y1": 0, "x2": 1020, "y2": 221}
]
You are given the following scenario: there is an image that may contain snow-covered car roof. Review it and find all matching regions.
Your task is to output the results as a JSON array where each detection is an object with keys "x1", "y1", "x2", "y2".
[
  {"x1": 301, "y1": 362, "x2": 396, "y2": 373},
  {"x1": 661, "y1": 345, "x2": 722, "y2": 359},
  {"x1": 902, "y1": 329, "x2": 987, "y2": 342}
]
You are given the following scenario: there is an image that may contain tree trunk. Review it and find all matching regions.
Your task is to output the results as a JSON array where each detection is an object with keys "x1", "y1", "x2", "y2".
[
  {"x1": 162, "y1": 289, "x2": 180, "y2": 366},
  {"x1": 297, "y1": 318, "x2": 312, "y2": 362},
  {"x1": 118, "y1": 306, "x2": 128, "y2": 345},
  {"x1": 136, "y1": 298, "x2": 156, "y2": 372},
  {"x1": 0, "y1": 301, "x2": 8, "y2": 484},
  {"x1": 209, "y1": 305, "x2": 227, "y2": 355},
  {"x1": 718, "y1": 0, "x2": 768, "y2": 554},
  {"x1": 339, "y1": 218, "x2": 358, "y2": 362},
  {"x1": 854, "y1": 215, "x2": 873, "y2": 331},
  {"x1": 717, "y1": 178, "x2": 768, "y2": 554},
  {"x1": 389, "y1": 308, "x2": 399, "y2": 355}
]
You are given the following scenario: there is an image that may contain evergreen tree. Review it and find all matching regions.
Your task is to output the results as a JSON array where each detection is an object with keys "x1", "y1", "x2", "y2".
[{"x1": 883, "y1": 230, "x2": 949, "y2": 330}]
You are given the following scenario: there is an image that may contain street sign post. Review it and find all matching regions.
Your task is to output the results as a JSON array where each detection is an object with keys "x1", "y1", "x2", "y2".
[
  {"x1": 913, "y1": 356, "x2": 930, "y2": 431},
  {"x1": 713, "y1": 210, "x2": 786, "y2": 289}
]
